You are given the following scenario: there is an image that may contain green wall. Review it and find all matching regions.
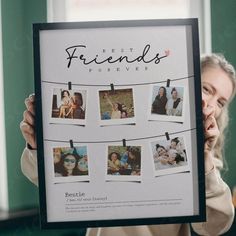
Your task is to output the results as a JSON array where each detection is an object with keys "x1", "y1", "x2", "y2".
[
  {"x1": 1, "y1": 0, "x2": 47, "y2": 210},
  {"x1": 211, "y1": 0, "x2": 236, "y2": 189},
  {"x1": 1, "y1": 2, "x2": 86, "y2": 235}
]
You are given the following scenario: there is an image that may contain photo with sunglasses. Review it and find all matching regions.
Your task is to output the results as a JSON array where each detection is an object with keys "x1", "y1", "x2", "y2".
[{"x1": 53, "y1": 146, "x2": 88, "y2": 177}]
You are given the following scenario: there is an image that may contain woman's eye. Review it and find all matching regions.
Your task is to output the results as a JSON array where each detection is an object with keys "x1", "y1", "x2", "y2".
[
  {"x1": 202, "y1": 86, "x2": 210, "y2": 94},
  {"x1": 217, "y1": 100, "x2": 225, "y2": 108}
]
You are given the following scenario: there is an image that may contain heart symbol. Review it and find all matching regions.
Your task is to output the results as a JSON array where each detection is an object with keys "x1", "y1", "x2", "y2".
[{"x1": 165, "y1": 50, "x2": 170, "y2": 56}]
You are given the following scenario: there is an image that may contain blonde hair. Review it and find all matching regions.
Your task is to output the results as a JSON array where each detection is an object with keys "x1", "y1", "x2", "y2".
[{"x1": 201, "y1": 54, "x2": 236, "y2": 161}]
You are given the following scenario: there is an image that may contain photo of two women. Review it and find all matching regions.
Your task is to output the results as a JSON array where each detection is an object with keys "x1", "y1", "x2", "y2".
[
  {"x1": 151, "y1": 86, "x2": 184, "y2": 117},
  {"x1": 53, "y1": 146, "x2": 88, "y2": 177},
  {"x1": 107, "y1": 146, "x2": 141, "y2": 177}
]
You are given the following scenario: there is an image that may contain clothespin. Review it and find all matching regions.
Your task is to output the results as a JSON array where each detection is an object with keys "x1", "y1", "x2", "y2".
[
  {"x1": 165, "y1": 132, "x2": 170, "y2": 141},
  {"x1": 68, "y1": 82, "x2": 72, "y2": 90},
  {"x1": 69, "y1": 139, "x2": 74, "y2": 148},
  {"x1": 110, "y1": 83, "x2": 115, "y2": 93},
  {"x1": 122, "y1": 139, "x2": 126, "y2": 147},
  {"x1": 166, "y1": 79, "x2": 170, "y2": 87}
]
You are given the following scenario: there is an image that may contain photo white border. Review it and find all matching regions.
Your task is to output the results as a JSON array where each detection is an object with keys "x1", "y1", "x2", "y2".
[
  {"x1": 148, "y1": 84, "x2": 186, "y2": 123},
  {"x1": 105, "y1": 145, "x2": 142, "y2": 182},
  {"x1": 150, "y1": 136, "x2": 190, "y2": 177},
  {"x1": 49, "y1": 87, "x2": 88, "y2": 126},
  {"x1": 50, "y1": 145, "x2": 90, "y2": 184},
  {"x1": 98, "y1": 87, "x2": 136, "y2": 126}
]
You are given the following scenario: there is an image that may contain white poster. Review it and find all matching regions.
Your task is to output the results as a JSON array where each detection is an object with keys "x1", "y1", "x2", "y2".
[{"x1": 34, "y1": 19, "x2": 205, "y2": 228}]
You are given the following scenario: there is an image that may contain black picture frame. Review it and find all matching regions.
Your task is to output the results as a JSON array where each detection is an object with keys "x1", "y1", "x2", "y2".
[{"x1": 33, "y1": 18, "x2": 205, "y2": 229}]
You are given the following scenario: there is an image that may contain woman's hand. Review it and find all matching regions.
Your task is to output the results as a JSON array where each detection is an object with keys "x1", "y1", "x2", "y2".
[
  {"x1": 202, "y1": 101, "x2": 220, "y2": 172},
  {"x1": 20, "y1": 94, "x2": 37, "y2": 149},
  {"x1": 204, "y1": 115, "x2": 220, "y2": 152},
  {"x1": 203, "y1": 102, "x2": 220, "y2": 152}
]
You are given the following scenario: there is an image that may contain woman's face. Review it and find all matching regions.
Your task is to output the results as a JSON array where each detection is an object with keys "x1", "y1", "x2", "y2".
[
  {"x1": 111, "y1": 153, "x2": 118, "y2": 162},
  {"x1": 170, "y1": 141, "x2": 177, "y2": 149},
  {"x1": 122, "y1": 104, "x2": 127, "y2": 111},
  {"x1": 63, "y1": 91, "x2": 69, "y2": 97},
  {"x1": 202, "y1": 67, "x2": 233, "y2": 119},
  {"x1": 168, "y1": 155, "x2": 175, "y2": 162},
  {"x1": 114, "y1": 103, "x2": 119, "y2": 110},
  {"x1": 63, "y1": 155, "x2": 76, "y2": 170},
  {"x1": 159, "y1": 87, "x2": 165, "y2": 96},
  {"x1": 157, "y1": 147, "x2": 166, "y2": 156},
  {"x1": 172, "y1": 90, "x2": 178, "y2": 99},
  {"x1": 53, "y1": 148, "x2": 61, "y2": 163},
  {"x1": 128, "y1": 152, "x2": 135, "y2": 159},
  {"x1": 169, "y1": 152, "x2": 177, "y2": 159}
]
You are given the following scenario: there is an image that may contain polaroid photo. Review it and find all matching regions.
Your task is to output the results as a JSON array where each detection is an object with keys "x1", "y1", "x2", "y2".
[
  {"x1": 50, "y1": 88, "x2": 87, "y2": 125},
  {"x1": 53, "y1": 146, "x2": 90, "y2": 183},
  {"x1": 148, "y1": 85, "x2": 185, "y2": 123},
  {"x1": 150, "y1": 136, "x2": 189, "y2": 177},
  {"x1": 106, "y1": 145, "x2": 142, "y2": 182},
  {"x1": 98, "y1": 88, "x2": 136, "y2": 126}
]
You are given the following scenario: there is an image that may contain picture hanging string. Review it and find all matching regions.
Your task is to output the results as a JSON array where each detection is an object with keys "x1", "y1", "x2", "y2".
[
  {"x1": 42, "y1": 75, "x2": 194, "y2": 87},
  {"x1": 44, "y1": 127, "x2": 196, "y2": 144}
]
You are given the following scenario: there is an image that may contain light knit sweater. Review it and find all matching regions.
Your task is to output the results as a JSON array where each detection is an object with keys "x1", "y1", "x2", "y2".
[{"x1": 21, "y1": 148, "x2": 235, "y2": 236}]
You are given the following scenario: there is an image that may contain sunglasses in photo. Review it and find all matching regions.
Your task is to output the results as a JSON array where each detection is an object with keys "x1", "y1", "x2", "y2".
[{"x1": 64, "y1": 158, "x2": 76, "y2": 164}]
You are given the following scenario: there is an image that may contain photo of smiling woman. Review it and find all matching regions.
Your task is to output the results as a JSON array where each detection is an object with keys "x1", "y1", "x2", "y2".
[
  {"x1": 151, "y1": 86, "x2": 168, "y2": 115},
  {"x1": 52, "y1": 146, "x2": 89, "y2": 182},
  {"x1": 99, "y1": 88, "x2": 135, "y2": 126},
  {"x1": 151, "y1": 136, "x2": 188, "y2": 176},
  {"x1": 106, "y1": 146, "x2": 142, "y2": 182},
  {"x1": 51, "y1": 88, "x2": 87, "y2": 125},
  {"x1": 54, "y1": 153, "x2": 79, "y2": 177}
]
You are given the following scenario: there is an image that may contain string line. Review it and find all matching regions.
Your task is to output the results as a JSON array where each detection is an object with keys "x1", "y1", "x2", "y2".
[
  {"x1": 42, "y1": 75, "x2": 194, "y2": 87},
  {"x1": 44, "y1": 127, "x2": 196, "y2": 144}
]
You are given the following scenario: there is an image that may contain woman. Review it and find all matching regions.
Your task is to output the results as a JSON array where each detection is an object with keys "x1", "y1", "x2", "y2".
[
  {"x1": 167, "y1": 137, "x2": 186, "y2": 161},
  {"x1": 120, "y1": 104, "x2": 128, "y2": 118},
  {"x1": 77, "y1": 155, "x2": 89, "y2": 175},
  {"x1": 103, "y1": 92, "x2": 122, "y2": 119},
  {"x1": 55, "y1": 153, "x2": 80, "y2": 177},
  {"x1": 20, "y1": 54, "x2": 235, "y2": 235},
  {"x1": 119, "y1": 146, "x2": 141, "y2": 175},
  {"x1": 125, "y1": 147, "x2": 141, "y2": 176},
  {"x1": 153, "y1": 144, "x2": 180, "y2": 168},
  {"x1": 72, "y1": 92, "x2": 85, "y2": 119},
  {"x1": 107, "y1": 152, "x2": 121, "y2": 174},
  {"x1": 152, "y1": 86, "x2": 168, "y2": 115},
  {"x1": 58, "y1": 90, "x2": 74, "y2": 118},
  {"x1": 166, "y1": 87, "x2": 183, "y2": 116},
  {"x1": 153, "y1": 144, "x2": 170, "y2": 165}
]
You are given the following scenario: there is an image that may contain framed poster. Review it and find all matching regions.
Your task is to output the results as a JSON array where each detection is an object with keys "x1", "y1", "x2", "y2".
[{"x1": 33, "y1": 19, "x2": 205, "y2": 229}]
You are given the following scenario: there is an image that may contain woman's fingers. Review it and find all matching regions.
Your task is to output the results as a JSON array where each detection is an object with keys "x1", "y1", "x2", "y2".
[
  {"x1": 204, "y1": 115, "x2": 219, "y2": 152},
  {"x1": 20, "y1": 121, "x2": 34, "y2": 135},
  {"x1": 25, "y1": 94, "x2": 35, "y2": 116},
  {"x1": 204, "y1": 115, "x2": 217, "y2": 131},
  {"x1": 23, "y1": 110, "x2": 34, "y2": 126},
  {"x1": 20, "y1": 94, "x2": 37, "y2": 149},
  {"x1": 20, "y1": 121, "x2": 37, "y2": 149}
]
